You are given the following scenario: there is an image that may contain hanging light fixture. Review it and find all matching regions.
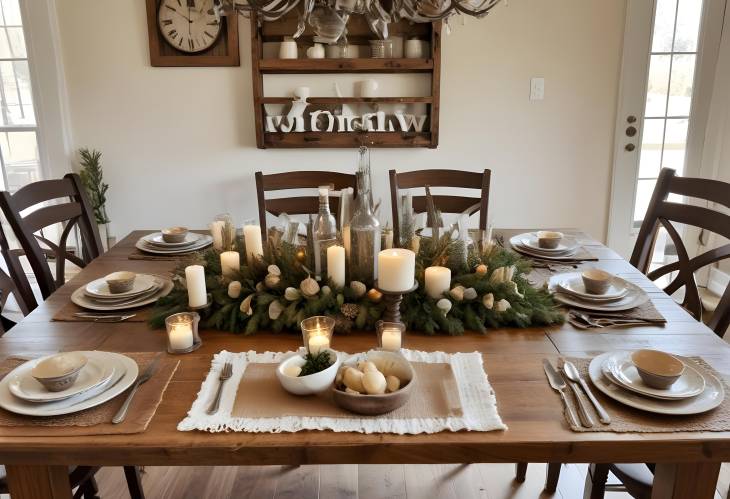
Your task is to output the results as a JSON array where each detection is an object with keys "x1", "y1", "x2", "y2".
[{"x1": 212, "y1": 0, "x2": 502, "y2": 41}]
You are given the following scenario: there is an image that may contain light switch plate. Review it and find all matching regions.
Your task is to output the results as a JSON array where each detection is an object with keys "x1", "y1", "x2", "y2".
[{"x1": 530, "y1": 77, "x2": 544, "y2": 100}]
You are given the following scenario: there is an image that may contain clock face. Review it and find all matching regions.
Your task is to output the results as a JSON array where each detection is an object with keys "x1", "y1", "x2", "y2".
[{"x1": 158, "y1": 0, "x2": 222, "y2": 53}]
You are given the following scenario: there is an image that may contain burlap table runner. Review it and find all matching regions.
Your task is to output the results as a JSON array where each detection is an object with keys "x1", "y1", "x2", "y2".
[
  {"x1": 0, "y1": 353, "x2": 179, "y2": 436},
  {"x1": 52, "y1": 301, "x2": 153, "y2": 322},
  {"x1": 232, "y1": 362, "x2": 463, "y2": 420},
  {"x1": 559, "y1": 357, "x2": 730, "y2": 433}
]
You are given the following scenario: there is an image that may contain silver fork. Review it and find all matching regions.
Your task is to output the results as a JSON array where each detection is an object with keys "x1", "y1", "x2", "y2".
[{"x1": 206, "y1": 362, "x2": 233, "y2": 415}]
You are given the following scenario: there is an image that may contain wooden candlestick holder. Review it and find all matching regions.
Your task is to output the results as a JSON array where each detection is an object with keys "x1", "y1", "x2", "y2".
[{"x1": 374, "y1": 281, "x2": 419, "y2": 325}]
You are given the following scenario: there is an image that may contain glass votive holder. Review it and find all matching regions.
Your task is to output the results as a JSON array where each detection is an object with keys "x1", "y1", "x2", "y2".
[
  {"x1": 369, "y1": 39, "x2": 393, "y2": 58},
  {"x1": 376, "y1": 320, "x2": 405, "y2": 352},
  {"x1": 165, "y1": 312, "x2": 202, "y2": 354},
  {"x1": 300, "y1": 316, "x2": 335, "y2": 355}
]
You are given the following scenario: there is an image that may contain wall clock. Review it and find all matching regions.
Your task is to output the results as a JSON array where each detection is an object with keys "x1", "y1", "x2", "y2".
[{"x1": 146, "y1": 0, "x2": 240, "y2": 67}]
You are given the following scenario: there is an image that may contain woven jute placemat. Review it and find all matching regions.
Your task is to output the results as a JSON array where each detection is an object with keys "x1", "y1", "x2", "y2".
[{"x1": 0, "y1": 353, "x2": 178, "y2": 436}]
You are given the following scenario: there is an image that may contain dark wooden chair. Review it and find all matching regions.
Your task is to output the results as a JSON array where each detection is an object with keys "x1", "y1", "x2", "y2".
[
  {"x1": 0, "y1": 221, "x2": 36, "y2": 334},
  {"x1": 255, "y1": 170, "x2": 358, "y2": 238},
  {"x1": 583, "y1": 168, "x2": 730, "y2": 499},
  {"x1": 388, "y1": 168, "x2": 491, "y2": 246},
  {"x1": 0, "y1": 173, "x2": 103, "y2": 300},
  {"x1": 630, "y1": 167, "x2": 730, "y2": 336}
]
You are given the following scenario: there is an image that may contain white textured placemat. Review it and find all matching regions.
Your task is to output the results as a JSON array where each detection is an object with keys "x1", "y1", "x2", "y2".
[{"x1": 178, "y1": 349, "x2": 507, "y2": 434}]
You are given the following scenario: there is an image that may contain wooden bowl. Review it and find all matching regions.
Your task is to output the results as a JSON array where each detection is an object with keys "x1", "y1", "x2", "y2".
[
  {"x1": 332, "y1": 351, "x2": 416, "y2": 415},
  {"x1": 161, "y1": 226, "x2": 189, "y2": 243},
  {"x1": 631, "y1": 349, "x2": 685, "y2": 389},
  {"x1": 31, "y1": 352, "x2": 87, "y2": 392},
  {"x1": 536, "y1": 231, "x2": 563, "y2": 249}
]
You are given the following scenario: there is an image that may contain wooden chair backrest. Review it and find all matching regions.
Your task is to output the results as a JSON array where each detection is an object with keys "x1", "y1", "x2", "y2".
[
  {"x1": 255, "y1": 170, "x2": 358, "y2": 237},
  {"x1": 630, "y1": 167, "x2": 730, "y2": 336},
  {"x1": 389, "y1": 168, "x2": 492, "y2": 245},
  {"x1": 0, "y1": 173, "x2": 103, "y2": 299}
]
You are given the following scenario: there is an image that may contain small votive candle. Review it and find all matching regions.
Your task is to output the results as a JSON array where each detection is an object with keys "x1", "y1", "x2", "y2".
[
  {"x1": 165, "y1": 312, "x2": 201, "y2": 354},
  {"x1": 424, "y1": 266, "x2": 451, "y2": 299},
  {"x1": 220, "y1": 251, "x2": 240, "y2": 278},
  {"x1": 185, "y1": 264, "x2": 208, "y2": 308},
  {"x1": 377, "y1": 321, "x2": 405, "y2": 352},
  {"x1": 300, "y1": 315, "x2": 335, "y2": 355}
]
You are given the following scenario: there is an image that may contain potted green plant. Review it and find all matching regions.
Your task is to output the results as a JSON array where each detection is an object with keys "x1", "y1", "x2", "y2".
[{"x1": 77, "y1": 148, "x2": 114, "y2": 249}]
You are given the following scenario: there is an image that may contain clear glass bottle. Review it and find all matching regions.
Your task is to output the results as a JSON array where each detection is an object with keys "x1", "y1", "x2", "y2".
[
  {"x1": 349, "y1": 168, "x2": 381, "y2": 286},
  {"x1": 312, "y1": 186, "x2": 338, "y2": 280}
]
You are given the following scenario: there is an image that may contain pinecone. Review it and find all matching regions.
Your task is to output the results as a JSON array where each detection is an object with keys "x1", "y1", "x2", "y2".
[
  {"x1": 340, "y1": 303, "x2": 360, "y2": 320},
  {"x1": 333, "y1": 313, "x2": 354, "y2": 334}
]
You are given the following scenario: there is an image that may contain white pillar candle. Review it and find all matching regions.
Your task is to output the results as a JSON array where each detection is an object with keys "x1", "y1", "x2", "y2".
[
  {"x1": 424, "y1": 266, "x2": 451, "y2": 299},
  {"x1": 168, "y1": 322, "x2": 194, "y2": 350},
  {"x1": 327, "y1": 245, "x2": 346, "y2": 288},
  {"x1": 308, "y1": 334, "x2": 330, "y2": 355},
  {"x1": 220, "y1": 251, "x2": 240, "y2": 278},
  {"x1": 185, "y1": 265, "x2": 207, "y2": 308},
  {"x1": 377, "y1": 248, "x2": 415, "y2": 292},
  {"x1": 210, "y1": 221, "x2": 225, "y2": 250},
  {"x1": 381, "y1": 327, "x2": 402, "y2": 351},
  {"x1": 243, "y1": 224, "x2": 264, "y2": 266}
]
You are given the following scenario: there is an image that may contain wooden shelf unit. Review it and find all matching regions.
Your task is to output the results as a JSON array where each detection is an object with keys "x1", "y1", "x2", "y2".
[{"x1": 250, "y1": 12, "x2": 441, "y2": 148}]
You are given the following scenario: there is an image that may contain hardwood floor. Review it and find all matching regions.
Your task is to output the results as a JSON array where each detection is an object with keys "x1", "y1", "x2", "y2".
[{"x1": 0, "y1": 462, "x2": 726, "y2": 498}]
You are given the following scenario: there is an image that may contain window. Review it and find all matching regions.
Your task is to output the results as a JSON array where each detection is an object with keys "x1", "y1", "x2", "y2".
[
  {"x1": 0, "y1": 0, "x2": 41, "y2": 194},
  {"x1": 633, "y1": 0, "x2": 703, "y2": 226}
]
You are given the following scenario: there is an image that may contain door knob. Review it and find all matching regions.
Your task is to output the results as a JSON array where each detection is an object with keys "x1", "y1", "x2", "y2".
[
  {"x1": 627, "y1": 115, "x2": 637, "y2": 123},
  {"x1": 625, "y1": 143, "x2": 636, "y2": 152},
  {"x1": 626, "y1": 126, "x2": 637, "y2": 137}
]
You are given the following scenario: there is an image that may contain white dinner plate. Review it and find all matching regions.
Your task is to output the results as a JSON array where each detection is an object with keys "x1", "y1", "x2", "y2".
[
  {"x1": 603, "y1": 351, "x2": 705, "y2": 400},
  {"x1": 555, "y1": 273, "x2": 629, "y2": 301},
  {"x1": 135, "y1": 235, "x2": 212, "y2": 255},
  {"x1": 0, "y1": 352, "x2": 138, "y2": 416},
  {"x1": 84, "y1": 273, "x2": 158, "y2": 299},
  {"x1": 549, "y1": 275, "x2": 649, "y2": 312},
  {"x1": 72, "y1": 278, "x2": 173, "y2": 311},
  {"x1": 510, "y1": 234, "x2": 579, "y2": 260},
  {"x1": 520, "y1": 233, "x2": 579, "y2": 253},
  {"x1": 588, "y1": 352, "x2": 724, "y2": 415},
  {"x1": 142, "y1": 232, "x2": 203, "y2": 248},
  {"x1": 8, "y1": 355, "x2": 115, "y2": 403}
]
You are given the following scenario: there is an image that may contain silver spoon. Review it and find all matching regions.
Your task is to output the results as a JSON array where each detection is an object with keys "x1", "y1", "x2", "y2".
[{"x1": 562, "y1": 360, "x2": 611, "y2": 424}]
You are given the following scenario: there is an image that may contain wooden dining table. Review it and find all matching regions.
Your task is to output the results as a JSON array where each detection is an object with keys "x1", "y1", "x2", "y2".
[{"x1": 1, "y1": 229, "x2": 729, "y2": 499}]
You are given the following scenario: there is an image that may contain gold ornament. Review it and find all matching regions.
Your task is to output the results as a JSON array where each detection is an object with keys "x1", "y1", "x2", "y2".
[
  {"x1": 475, "y1": 264, "x2": 488, "y2": 276},
  {"x1": 367, "y1": 288, "x2": 383, "y2": 302},
  {"x1": 296, "y1": 249, "x2": 307, "y2": 262}
]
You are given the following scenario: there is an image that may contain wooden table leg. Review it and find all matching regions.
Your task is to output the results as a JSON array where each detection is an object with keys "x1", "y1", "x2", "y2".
[
  {"x1": 651, "y1": 462, "x2": 721, "y2": 499},
  {"x1": 5, "y1": 465, "x2": 72, "y2": 499}
]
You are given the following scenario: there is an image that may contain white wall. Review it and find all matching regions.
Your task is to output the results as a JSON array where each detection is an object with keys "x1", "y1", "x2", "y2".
[{"x1": 53, "y1": 0, "x2": 626, "y2": 241}]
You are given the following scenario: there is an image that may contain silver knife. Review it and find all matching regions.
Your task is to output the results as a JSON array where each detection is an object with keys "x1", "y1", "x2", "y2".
[
  {"x1": 543, "y1": 359, "x2": 581, "y2": 428},
  {"x1": 112, "y1": 354, "x2": 163, "y2": 424},
  {"x1": 563, "y1": 360, "x2": 611, "y2": 424}
]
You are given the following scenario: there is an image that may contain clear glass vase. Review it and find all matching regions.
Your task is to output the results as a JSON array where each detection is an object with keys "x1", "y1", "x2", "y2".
[
  {"x1": 349, "y1": 150, "x2": 381, "y2": 286},
  {"x1": 312, "y1": 186, "x2": 338, "y2": 281}
]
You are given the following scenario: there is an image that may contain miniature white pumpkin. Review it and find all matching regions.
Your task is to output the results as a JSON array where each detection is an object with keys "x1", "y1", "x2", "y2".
[
  {"x1": 321, "y1": 285, "x2": 332, "y2": 296},
  {"x1": 268, "y1": 300, "x2": 285, "y2": 320},
  {"x1": 386, "y1": 375, "x2": 401, "y2": 393},
  {"x1": 343, "y1": 367, "x2": 364, "y2": 392},
  {"x1": 449, "y1": 285, "x2": 465, "y2": 301},
  {"x1": 284, "y1": 287, "x2": 301, "y2": 301},
  {"x1": 357, "y1": 360, "x2": 378, "y2": 373},
  {"x1": 463, "y1": 287, "x2": 478, "y2": 300},
  {"x1": 495, "y1": 298, "x2": 511, "y2": 312},
  {"x1": 482, "y1": 293, "x2": 494, "y2": 309},
  {"x1": 227, "y1": 280, "x2": 242, "y2": 299},
  {"x1": 350, "y1": 281, "x2": 367, "y2": 298},
  {"x1": 264, "y1": 273, "x2": 281, "y2": 288},
  {"x1": 362, "y1": 370, "x2": 387, "y2": 395},
  {"x1": 267, "y1": 264, "x2": 281, "y2": 276},
  {"x1": 436, "y1": 298, "x2": 452, "y2": 315},
  {"x1": 300, "y1": 276, "x2": 320, "y2": 297},
  {"x1": 240, "y1": 294, "x2": 254, "y2": 316}
]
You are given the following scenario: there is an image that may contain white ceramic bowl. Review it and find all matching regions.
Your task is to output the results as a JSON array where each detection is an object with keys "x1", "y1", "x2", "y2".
[
  {"x1": 31, "y1": 352, "x2": 88, "y2": 392},
  {"x1": 276, "y1": 349, "x2": 341, "y2": 396}
]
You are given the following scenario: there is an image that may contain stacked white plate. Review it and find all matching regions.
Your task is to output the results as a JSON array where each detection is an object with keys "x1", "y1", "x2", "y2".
[
  {"x1": 510, "y1": 232, "x2": 580, "y2": 260},
  {"x1": 549, "y1": 272, "x2": 648, "y2": 312},
  {"x1": 72, "y1": 274, "x2": 173, "y2": 311},
  {"x1": 0, "y1": 351, "x2": 138, "y2": 416},
  {"x1": 588, "y1": 351, "x2": 724, "y2": 415},
  {"x1": 135, "y1": 232, "x2": 213, "y2": 255}
]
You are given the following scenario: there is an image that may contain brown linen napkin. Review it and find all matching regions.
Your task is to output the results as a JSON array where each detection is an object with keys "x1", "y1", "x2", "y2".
[
  {"x1": 232, "y1": 362, "x2": 463, "y2": 420},
  {"x1": 52, "y1": 301, "x2": 152, "y2": 322},
  {"x1": 0, "y1": 353, "x2": 179, "y2": 436},
  {"x1": 557, "y1": 357, "x2": 730, "y2": 433},
  {"x1": 565, "y1": 301, "x2": 666, "y2": 329}
]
